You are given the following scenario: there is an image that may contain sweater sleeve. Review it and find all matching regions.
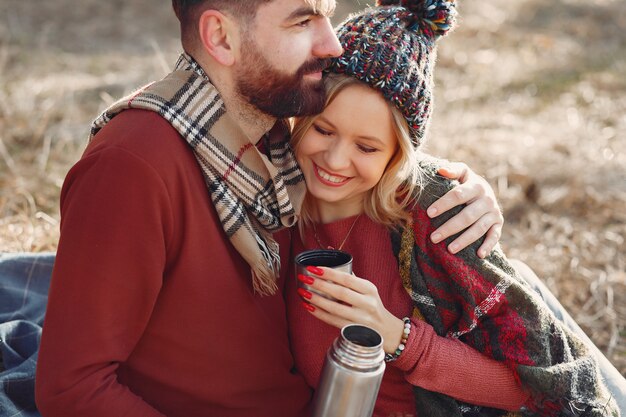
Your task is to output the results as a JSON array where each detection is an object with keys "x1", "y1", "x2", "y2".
[
  {"x1": 35, "y1": 146, "x2": 171, "y2": 417},
  {"x1": 392, "y1": 319, "x2": 530, "y2": 411}
]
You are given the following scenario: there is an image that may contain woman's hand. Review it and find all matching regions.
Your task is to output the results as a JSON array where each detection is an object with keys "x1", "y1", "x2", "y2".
[
  {"x1": 298, "y1": 266, "x2": 405, "y2": 354},
  {"x1": 428, "y1": 162, "x2": 503, "y2": 258}
]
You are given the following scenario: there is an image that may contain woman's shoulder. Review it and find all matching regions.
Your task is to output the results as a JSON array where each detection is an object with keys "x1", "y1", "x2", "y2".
[{"x1": 410, "y1": 156, "x2": 458, "y2": 210}]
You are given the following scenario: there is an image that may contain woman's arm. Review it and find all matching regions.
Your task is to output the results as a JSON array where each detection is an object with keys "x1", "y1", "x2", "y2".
[
  {"x1": 395, "y1": 318, "x2": 529, "y2": 410},
  {"x1": 297, "y1": 268, "x2": 529, "y2": 411}
]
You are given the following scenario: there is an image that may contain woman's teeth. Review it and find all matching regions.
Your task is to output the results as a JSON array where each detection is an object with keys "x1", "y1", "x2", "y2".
[{"x1": 317, "y1": 166, "x2": 346, "y2": 184}]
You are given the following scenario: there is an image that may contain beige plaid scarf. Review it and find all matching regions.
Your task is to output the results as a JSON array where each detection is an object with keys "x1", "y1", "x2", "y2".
[{"x1": 90, "y1": 53, "x2": 305, "y2": 295}]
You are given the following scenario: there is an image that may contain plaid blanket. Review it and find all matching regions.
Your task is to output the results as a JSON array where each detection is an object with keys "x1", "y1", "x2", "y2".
[
  {"x1": 0, "y1": 252, "x2": 52, "y2": 417},
  {"x1": 392, "y1": 162, "x2": 619, "y2": 417}
]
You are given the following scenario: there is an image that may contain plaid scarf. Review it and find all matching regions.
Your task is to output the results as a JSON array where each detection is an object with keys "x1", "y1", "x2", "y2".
[
  {"x1": 390, "y1": 162, "x2": 619, "y2": 417},
  {"x1": 90, "y1": 53, "x2": 305, "y2": 295}
]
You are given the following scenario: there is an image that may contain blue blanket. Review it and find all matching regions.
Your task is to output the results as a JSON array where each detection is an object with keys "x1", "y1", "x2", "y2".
[{"x1": 0, "y1": 253, "x2": 53, "y2": 417}]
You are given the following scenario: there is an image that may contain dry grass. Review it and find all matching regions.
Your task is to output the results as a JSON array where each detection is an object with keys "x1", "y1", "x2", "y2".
[{"x1": 0, "y1": 0, "x2": 624, "y2": 373}]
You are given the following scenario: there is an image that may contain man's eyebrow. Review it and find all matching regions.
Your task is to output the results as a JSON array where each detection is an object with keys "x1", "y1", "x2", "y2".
[
  {"x1": 286, "y1": 3, "x2": 335, "y2": 20},
  {"x1": 285, "y1": 6, "x2": 317, "y2": 21}
]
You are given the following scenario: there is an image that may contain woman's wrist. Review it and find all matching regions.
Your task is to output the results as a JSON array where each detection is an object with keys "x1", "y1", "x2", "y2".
[
  {"x1": 382, "y1": 316, "x2": 405, "y2": 354},
  {"x1": 384, "y1": 317, "x2": 412, "y2": 362}
]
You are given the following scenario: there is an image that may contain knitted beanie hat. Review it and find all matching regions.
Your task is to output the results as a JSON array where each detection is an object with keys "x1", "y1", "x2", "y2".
[{"x1": 328, "y1": 0, "x2": 457, "y2": 147}]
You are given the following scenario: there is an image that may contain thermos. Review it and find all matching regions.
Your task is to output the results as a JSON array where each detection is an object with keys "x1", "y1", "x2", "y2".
[{"x1": 311, "y1": 324, "x2": 386, "y2": 417}]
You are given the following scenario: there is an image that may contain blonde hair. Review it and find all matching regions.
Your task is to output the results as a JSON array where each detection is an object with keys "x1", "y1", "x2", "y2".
[{"x1": 291, "y1": 73, "x2": 424, "y2": 231}]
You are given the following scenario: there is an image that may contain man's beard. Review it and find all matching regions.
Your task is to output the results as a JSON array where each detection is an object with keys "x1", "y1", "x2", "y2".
[{"x1": 235, "y1": 38, "x2": 330, "y2": 118}]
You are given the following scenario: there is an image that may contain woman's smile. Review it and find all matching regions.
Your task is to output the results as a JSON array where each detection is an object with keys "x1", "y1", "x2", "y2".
[{"x1": 313, "y1": 163, "x2": 351, "y2": 186}]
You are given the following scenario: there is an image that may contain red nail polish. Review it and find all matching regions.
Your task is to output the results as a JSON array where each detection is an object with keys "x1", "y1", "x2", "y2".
[
  {"x1": 306, "y1": 266, "x2": 324, "y2": 276},
  {"x1": 297, "y1": 288, "x2": 313, "y2": 299},
  {"x1": 297, "y1": 274, "x2": 315, "y2": 285},
  {"x1": 302, "y1": 301, "x2": 316, "y2": 312}
]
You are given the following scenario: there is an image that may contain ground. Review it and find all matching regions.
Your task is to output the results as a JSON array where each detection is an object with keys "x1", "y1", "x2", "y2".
[{"x1": 0, "y1": 0, "x2": 624, "y2": 373}]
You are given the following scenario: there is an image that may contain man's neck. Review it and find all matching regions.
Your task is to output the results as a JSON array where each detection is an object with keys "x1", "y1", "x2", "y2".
[
  {"x1": 199, "y1": 60, "x2": 276, "y2": 144},
  {"x1": 224, "y1": 91, "x2": 276, "y2": 145}
]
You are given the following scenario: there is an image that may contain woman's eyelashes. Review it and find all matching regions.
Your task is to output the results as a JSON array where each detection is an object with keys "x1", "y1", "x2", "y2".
[
  {"x1": 357, "y1": 144, "x2": 378, "y2": 154},
  {"x1": 313, "y1": 124, "x2": 333, "y2": 136},
  {"x1": 313, "y1": 124, "x2": 379, "y2": 154}
]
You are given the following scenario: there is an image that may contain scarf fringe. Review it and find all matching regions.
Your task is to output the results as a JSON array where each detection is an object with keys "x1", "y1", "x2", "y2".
[
  {"x1": 251, "y1": 232, "x2": 281, "y2": 296},
  {"x1": 251, "y1": 267, "x2": 279, "y2": 297}
]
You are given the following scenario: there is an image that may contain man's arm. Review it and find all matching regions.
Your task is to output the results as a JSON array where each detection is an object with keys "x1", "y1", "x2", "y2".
[{"x1": 35, "y1": 147, "x2": 169, "y2": 417}]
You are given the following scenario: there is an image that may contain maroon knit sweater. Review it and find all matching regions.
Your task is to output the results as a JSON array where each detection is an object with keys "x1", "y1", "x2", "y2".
[
  {"x1": 36, "y1": 110, "x2": 312, "y2": 417},
  {"x1": 285, "y1": 215, "x2": 529, "y2": 416}
]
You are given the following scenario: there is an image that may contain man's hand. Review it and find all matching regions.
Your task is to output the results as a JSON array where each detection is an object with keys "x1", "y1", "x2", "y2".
[{"x1": 427, "y1": 162, "x2": 503, "y2": 258}]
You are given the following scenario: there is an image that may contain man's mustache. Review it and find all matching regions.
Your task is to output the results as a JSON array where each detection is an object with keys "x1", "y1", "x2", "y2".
[{"x1": 298, "y1": 58, "x2": 332, "y2": 76}]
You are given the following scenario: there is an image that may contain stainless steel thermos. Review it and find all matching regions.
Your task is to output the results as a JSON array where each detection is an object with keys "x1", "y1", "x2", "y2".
[{"x1": 311, "y1": 324, "x2": 386, "y2": 417}]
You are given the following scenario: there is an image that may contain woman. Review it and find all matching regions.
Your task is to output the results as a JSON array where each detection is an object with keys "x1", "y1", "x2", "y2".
[{"x1": 285, "y1": 1, "x2": 620, "y2": 416}]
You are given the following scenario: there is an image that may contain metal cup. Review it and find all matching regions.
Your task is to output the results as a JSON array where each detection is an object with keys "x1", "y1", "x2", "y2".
[{"x1": 295, "y1": 249, "x2": 352, "y2": 301}]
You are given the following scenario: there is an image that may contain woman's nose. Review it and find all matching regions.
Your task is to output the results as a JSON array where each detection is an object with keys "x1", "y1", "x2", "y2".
[{"x1": 323, "y1": 140, "x2": 351, "y2": 171}]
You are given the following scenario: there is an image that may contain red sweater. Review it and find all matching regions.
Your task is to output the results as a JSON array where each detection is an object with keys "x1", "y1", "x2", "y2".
[
  {"x1": 285, "y1": 215, "x2": 529, "y2": 416},
  {"x1": 36, "y1": 110, "x2": 312, "y2": 417}
]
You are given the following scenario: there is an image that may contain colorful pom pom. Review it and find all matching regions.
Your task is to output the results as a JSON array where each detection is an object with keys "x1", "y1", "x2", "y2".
[{"x1": 376, "y1": 0, "x2": 457, "y2": 39}]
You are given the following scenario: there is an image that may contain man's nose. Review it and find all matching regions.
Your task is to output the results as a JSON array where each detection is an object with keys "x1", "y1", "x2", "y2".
[{"x1": 313, "y1": 17, "x2": 343, "y2": 58}]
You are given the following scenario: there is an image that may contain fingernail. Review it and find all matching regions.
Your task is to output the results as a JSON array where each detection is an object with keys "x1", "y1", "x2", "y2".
[
  {"x1": 306, "y1": 266, "x2": 324, "y2": 276},
  {"x1": 297, "y1": 288, "x2": 313, "y2": 299},
  {"x1": 302, "y1": 301, "x2": 316, "y2": 312},
  {"x1": 449, "y1": 243, "x2": 459, "y2": 253},
  {"x1": 427, "y1": 207, "x2": 438, "y2": 217},
  {"x1": 297, "y1": 274, "x2": 315, "y2": 285},
  {"x1": 478, "y1": 249, "x2": 486, "y2": 258},
  {"x1": 431, "y1": 232, "x2": 442, "y2": 243}
]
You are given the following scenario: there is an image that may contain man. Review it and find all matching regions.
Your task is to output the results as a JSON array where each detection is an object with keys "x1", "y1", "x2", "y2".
[{"x1": 34, "y1": 1, "x2": 503, "y2": 416}]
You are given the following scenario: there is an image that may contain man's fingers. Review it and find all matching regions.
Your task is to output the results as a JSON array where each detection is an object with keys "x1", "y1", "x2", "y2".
[
  {"x1": 477, "y1": 227, "x2": 501, "y2": 258},
  {"x1": 430, "y1": 161, "x2": 504, "y2": 253},
  {"x1": 437, "y1": 162, "x2": 469, "y2": 181},
  {"x1": 445, "y1": 213, "x2": 503, "y2": 254},
  {"x1": 427, "y1": 182, "x2": 483, "y2": 218},
  {"x1": 430, "y1": 202, "x2": 484, "y2": 243}
]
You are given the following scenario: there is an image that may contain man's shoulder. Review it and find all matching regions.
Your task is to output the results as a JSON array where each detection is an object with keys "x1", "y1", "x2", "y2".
[
  {"x1": 88, "y1": 109, "x2": 182, "y2": 150},
  {"x1": 84, "y1": 109, "x2": 195, "y2": 172}
]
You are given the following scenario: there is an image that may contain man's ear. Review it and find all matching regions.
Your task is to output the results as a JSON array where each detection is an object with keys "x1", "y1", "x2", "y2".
[{"x1": 198, "y1": 10, "x2": 238, "y2": 66}]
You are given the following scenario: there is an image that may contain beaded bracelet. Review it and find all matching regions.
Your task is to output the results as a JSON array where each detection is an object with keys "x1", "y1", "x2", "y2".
[{"x1": 384, "y1": 317, "x2": 411, "y2": 362}]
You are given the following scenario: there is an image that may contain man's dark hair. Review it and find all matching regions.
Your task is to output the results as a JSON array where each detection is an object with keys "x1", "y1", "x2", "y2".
[{"x1": 172, "y1": 1, "x2": 271, "y2": 48}]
